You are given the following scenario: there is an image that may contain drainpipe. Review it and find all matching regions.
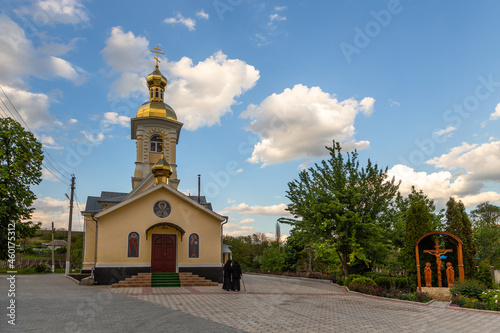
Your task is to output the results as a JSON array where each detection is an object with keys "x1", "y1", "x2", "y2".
[
  {"x1": 221, "y1": 216, "x2": 228, "y2": 263},
  {"x1": 91, "y1": 214, "x2": 98, "y2": 281}
]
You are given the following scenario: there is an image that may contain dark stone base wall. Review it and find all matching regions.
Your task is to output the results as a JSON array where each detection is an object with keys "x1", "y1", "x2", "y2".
[
  {"x1": 179, "y1": 266, "x2": 223, "y2": 283},
  {"x1": 94, "y1": 267, "x2": 151, "y2": 285},
  {"x1": 91, "y1": 266, "x2": 223, "y2": 285}
]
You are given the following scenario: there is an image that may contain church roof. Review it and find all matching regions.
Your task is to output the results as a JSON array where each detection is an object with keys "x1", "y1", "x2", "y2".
[
  {"x1": 83, "y1": 191, "x2": 128, "y2": 214},
  {"x1": 93, "y1": 183, "x2": 225, "y2": 222}
]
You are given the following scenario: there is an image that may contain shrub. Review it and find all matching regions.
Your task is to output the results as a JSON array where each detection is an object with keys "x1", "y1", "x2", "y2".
[
  {"x1": 34, "y1": 262, "x2": 51, "y2": 273},
  {"x1": 374, "y1": 276, "x2": 409, "y2": 289},
  {"x1": 398, "y1": 293, "x2": 417, "y2": 302},
  {"x1": 450, "y1": 280, "x2": 486, "y2": 299},
  {"x1": 347, "y1": 277, "x2": 377, "y2": 291},
  {"x1": 415, "y1": 291, "x2": 432, "y2": 303},
  {"x1": 476, "y1": 261, "x2": 494, "y2": 289},
  {"x1": 344, "y1": 274, "x2": 364, "y2": 285},
  {"x1": 479, "y1": 289, "x2": 500, "y2": 311}
]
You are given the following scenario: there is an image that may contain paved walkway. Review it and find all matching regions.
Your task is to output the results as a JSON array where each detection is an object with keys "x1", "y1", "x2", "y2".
[{"x1": 1, "y1": 273, "x2": 499, "y2": 332}]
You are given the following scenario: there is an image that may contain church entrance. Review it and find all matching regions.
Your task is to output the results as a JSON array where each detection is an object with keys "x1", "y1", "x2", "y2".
[{"x1": 151, "y1": 234, "x2": 176, "y2": 272}]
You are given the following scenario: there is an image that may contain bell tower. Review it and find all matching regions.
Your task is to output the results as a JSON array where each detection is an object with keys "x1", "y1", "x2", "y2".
[{"x1": 130, "y1": 46, "x2": 183, "y2": 190}]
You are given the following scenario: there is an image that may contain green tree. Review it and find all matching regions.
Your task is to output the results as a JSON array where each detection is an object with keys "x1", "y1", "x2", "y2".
[
  {"x1": 445, "y1": 197, "x2": 477, "y2": 279},
  {"x1": 0, "y1": 117, "x2": 43, "y2": 260},
  {"x1": 470, "y1": 202, "x2": 500, "y2": 268},
  {"x1": 403, "y1": 191, "x2": 434, "y2": 286},
  {"x1": 280, "y1": 141, "x2": 399, "y2": 278},
  {"x1": 259, "y1": 242, "x2": 283, "y2": 272},
  {"x1": 470, "y1": 201, "x2": 500, "y2": 228},
  {"x1": 223, "y1": 233, "x2": 271, "y2": 270}
]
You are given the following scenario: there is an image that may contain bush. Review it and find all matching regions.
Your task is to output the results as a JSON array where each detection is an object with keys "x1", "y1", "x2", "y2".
[
  {"x1": 415, "y1": 291, "x2": 432, "y2": 303},
  {"x1": 476, "y1": 261, "x2": 494, "y2": 289},
  {"x1": 34, "y1": 262, "x2": 51, "y2": 273},
  {"x1": 347, "y1": 276, "x2": 377, "y2": 291},
  {"x1": 450, "y1": 280, "x2": 486, "y2": 299},
  {"x1": 344, "y1": 274, "x2": 364, "y2": 285},
  {"x1": 397, "y1": 293, "x2": 417, "y2": 302},
  {"x1": 374, "y1": 276, "x2": 409, "y2": 289},
  {"x1": 55, "y1": 246, "x2": 67, "y2": 255},
  {"x1": 479, "y1": 289, "x2": 500, "y2": 311}
]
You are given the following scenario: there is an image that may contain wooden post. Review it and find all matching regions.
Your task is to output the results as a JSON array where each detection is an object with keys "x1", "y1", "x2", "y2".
[
  {"x1": 51, "y1": 222, "x2": 55, "y2": 273},
  {"x1": 457, "y1": 242, "x2": 465, "y2": 283},
  {"x1": 65, "y1": 175, "x2": 75, "y2": 275},
  {"x1": 416, "y1": 243, "x2": 421, "y2": 292}
]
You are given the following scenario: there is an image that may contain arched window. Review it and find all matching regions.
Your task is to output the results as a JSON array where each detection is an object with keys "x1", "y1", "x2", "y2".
[
  {"x1": 150, "y1": 89, "x2": 153, "y2": 99},
  {"x1": 155, "y1": 88, "x2": 159, "y2": 98},
  {"x1": 150, "y1": 134, "x2": 162, "y2": 153},
  {"x1": 188, "y1": 233, "x2": 200, "y2": 258},
  {"x1": 127, "y1": 232, "x2": 140, "y2": 258},
  {"x1": 160, "y1": 89, "x2": 163, "y2": 100}
]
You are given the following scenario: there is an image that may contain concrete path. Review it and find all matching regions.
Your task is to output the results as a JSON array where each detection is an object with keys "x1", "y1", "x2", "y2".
[{"x1": 1, "y1": 273, "x2": 499, "y2": 332}]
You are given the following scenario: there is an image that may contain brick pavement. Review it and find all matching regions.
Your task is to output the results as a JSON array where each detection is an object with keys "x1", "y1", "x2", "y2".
[
  {"x1": 1, "y1": 273, "x2": 499, "y2": 332},
  {"x1": 112, "y1": 274, "x2": 500, "y2": 333},
  {"x1": 0, "y1": 274, "x2": 244, "y2": 333}
]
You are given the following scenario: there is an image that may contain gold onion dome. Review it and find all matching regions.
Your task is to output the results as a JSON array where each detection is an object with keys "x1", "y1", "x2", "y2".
[
  {"x1": 152, "y1": 152, "x2": 173, "y2": 184},
  {"x1": 136, "y1": 47, "x2": 177, "y2": 120}
]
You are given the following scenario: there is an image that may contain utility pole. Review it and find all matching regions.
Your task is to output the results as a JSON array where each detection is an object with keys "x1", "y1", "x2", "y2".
[
  {"x1": 51, "y1": 222, "x2": 55, "y2": 273},
  {"x1": 65, "y1": 175, "x2": 75, "y2": 275}
]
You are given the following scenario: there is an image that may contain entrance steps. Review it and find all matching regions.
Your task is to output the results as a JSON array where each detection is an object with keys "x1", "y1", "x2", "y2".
[{"x1": 111, "y1": 272, "x2": 218, "y2": 288}]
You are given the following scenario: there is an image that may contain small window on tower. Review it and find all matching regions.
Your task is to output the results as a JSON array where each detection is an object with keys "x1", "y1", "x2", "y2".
[
  {"x1": 150, "y1": 89, "x2": 153, "y2": 99},
  {"x1": 160, "y1": 90, "x2": 163, "y2": 100},
  {"x1": 150, "y1": 134, "x2": 162, "y2": 153},
  {"x1": 155, "y1": 88, "x2": 159, "y2": 98}
]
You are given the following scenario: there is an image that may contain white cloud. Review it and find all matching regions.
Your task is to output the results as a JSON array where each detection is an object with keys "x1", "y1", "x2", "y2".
[
  {"x1": 196, "y1": 10, "x2": 209, "y2": 20},
  {"x1": 223, "y1": 224, "x2": 258, "y2": 237},
  {"x1": 37, "y1": 37, "x2": 82, "y2": 56},
  {"x1": 222, "y1": 203, "x2": 289, "y2": 216},
  {"x1": 490, "y1": 103, "x2": 500, "y2": 120},
  {"x1": 0, "y1": 86, "x2": 54, "y2": 129},
  {"x1": 269, "y1": 13, "x2": 286, "y2": 22},
  {"x1": 0, "y1": 14, "x2": 85, "y2": 86},
  {"x1": 241, "y1": 84, "x2": 373, "y2": 166},
  {"x1": 16, "y1": 0, "x2": 89, "y2": 25},
  {"x1": 433, "y1": 125, "x2": 457, "y2": 137},
  {"x1": 427, "y1": 141, "x2": 500, "y2": 183},
  {"x1": 81, "y1": 131, "x2": 105, "y2": 144},
  {"x1": 164, "y1": 13, "x2": 196, "y2": 31},
  {"x1": 102, "y1": 27, "x2": 150, "y2": 73},
  {"x1": 227, "y1": 198, "x2": 236, "y2": 204},
  {"x1": 42, "y1": 167, "x2": 61, "y2": 182},
  {"x1": 166, "y1": 51, "x2": 260, "y2": 130},
  {"x1": 389, "y1": 99, "x2": 400, "y2": 107},
  {"x1": 389, "y1": 140, "x2": 500, "y2": 209},
  {"x1": 103, "y1": 112, "x2": 130, "y2": 128},
  {"x1": 101, "y1": 28, "x2": 259, "y2": 130},
  {"x1": 239, "y1": 218, "x2": 255, "y2": 224},
  {"x1": 275, "y1": 6, "x2": 287, "y2": 11},
  {"x1": 31, "y1": 196, "x2": 75, "y2": 230}
]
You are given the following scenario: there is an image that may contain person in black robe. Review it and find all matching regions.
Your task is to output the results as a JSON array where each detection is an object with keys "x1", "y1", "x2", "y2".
[
  {"x1": 222, "y1": 259, "x2": 232, "y2": 291},
  {"x1": 232, "y1": 261, "x2": 242, "y2": 292}
]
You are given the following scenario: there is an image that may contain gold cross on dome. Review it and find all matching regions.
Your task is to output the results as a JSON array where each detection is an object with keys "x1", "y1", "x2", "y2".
[
  {"x1": 150, "y1": 46, "x2": 164, "y2": 67},
  {"x1": 159, "y1": 132, "x2": 169, "y2": 151}
]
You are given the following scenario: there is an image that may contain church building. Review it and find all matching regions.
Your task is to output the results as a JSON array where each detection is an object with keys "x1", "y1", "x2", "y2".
[{"x1": 81, "y1": 47, "x2": 227, "y2": 285}]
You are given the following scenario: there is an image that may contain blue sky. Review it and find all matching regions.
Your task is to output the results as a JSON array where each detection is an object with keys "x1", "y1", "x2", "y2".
[{"x1": 1, "y1": 0, "x2": 500, "y2": 238}]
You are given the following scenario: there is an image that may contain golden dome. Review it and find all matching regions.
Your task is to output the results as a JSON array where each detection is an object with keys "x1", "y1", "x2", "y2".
[
  {"x1": 136, "y1": 65, "x2": 177, "y2": 120},
  {"x1": 147, "y1": 66, "x2": 167, "y2": 88},
  {"x1": 152, "y1": 152, "x2": 173, "y2": 185}
]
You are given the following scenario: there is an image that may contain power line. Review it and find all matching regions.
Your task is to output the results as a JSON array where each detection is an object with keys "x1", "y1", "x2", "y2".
[{"x1": 0, "y1": 85, "x2": 72, "y2": 182}]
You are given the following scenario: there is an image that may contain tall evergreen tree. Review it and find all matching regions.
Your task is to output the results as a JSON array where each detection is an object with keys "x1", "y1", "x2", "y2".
[
  {"x1": 445, "y1": 197, "x2": 477, "y2": 279},
  {"x1": 403, "y1": 189, "x2": 434, "y2": 286}
]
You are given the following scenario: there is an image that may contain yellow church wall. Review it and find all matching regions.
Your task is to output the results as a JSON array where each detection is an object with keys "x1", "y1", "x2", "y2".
[
  {"x1": 95, "y1": 187, "x2": 222, "y2": 267},
  {"x1": 82, "y1": 215, "x2": 96, "y2": 269}
]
